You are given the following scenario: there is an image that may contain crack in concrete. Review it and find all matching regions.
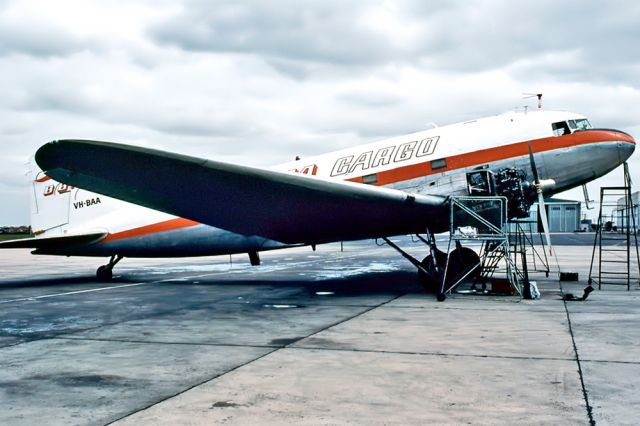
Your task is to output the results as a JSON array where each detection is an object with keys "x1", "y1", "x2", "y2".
[
  {"x1": 288, "y1": 345, "x2": 578, "y2": 362},
  {"x1": 106, "y1": 292, "x2": 406, "y2": 425},
  {"x1": 561, "y1": 283, "x2": 596, "y2": 426}
]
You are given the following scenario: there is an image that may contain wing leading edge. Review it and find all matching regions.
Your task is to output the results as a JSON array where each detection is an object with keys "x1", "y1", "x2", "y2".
[{"x1": 35, "y1": 140, "x2": 448, "y2": 244}]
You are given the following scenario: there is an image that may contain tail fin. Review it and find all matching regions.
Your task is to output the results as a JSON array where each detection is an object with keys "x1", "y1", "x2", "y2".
[
  {"x1": 0, "y1": 159, "x2": 110, "y2": 251},
  {"x1": 29, "y1": 159, "x2": 72, "y2": 237}
]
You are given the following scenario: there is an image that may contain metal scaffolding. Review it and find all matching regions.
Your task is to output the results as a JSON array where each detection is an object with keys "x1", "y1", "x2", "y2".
[{"x1": 440, "y1": 196, "x2": 523, "y2": 297}]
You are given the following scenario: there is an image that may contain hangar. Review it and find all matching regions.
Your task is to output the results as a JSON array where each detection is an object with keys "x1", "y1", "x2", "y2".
[
  {"x1": 511, "y1": 198, "x2": 582, "y2": 233},
  {"x1": 615, "y1": 190, "x2": 640, "y2": 232}
]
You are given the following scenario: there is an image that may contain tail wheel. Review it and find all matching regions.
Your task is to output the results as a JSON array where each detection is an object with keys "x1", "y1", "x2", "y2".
[{"x1": 96, "y1": 265, "x2": 113, "y2": 282}]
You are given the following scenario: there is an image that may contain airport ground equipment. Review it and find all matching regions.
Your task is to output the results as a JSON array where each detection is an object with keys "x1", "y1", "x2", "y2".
[
  {"x1": 383, "y1": 196, "x2": 547, "y2": 301},
  {"x1": 588, "y1": 163, "x2": 640, "y2": 290},
  {"x1": 439, "y1": 196, "x2": 523, "y2": 298},
  {"x1": 509, "y1": 219, "x2": 550, "y2": 278},
  {"x1": 476, "y1": 220, "x2": 548, "y2": 298}
]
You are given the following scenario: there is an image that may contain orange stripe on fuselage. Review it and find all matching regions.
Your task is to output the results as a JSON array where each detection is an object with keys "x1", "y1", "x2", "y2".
[
  {"x1": 99, "y1": 129, "x2": 633, "y2": 243},
  {"x1": 102, "y1": 218, "x2": 200, "y2": 243},
  {"x1": 348, "y1": 129, "x2": 634, "y2": 185}
]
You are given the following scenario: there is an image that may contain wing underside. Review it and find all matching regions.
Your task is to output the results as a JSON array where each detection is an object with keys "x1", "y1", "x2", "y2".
[{"x1": 35, "y1": 140, "x2": 448, "y2": 244}]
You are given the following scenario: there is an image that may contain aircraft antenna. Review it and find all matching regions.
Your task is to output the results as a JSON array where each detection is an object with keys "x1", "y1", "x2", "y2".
[{"x1": 523, "y1": 93, "x2": 543, "y2": 109}]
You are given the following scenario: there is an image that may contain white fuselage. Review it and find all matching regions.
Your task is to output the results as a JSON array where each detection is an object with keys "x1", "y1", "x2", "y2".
[{"x1": 29, "y1": 110, "x2": 635, "y2": 257}]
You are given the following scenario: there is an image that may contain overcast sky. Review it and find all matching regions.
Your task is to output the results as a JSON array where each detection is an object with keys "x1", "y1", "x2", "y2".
[{"x1": 1, "y1": 0, "x2": 639, "y2": 224}]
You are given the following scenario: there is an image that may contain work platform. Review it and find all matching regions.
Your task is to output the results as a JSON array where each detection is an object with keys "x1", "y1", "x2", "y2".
[{"x1": 0, "y1": 239, "x2": 638, "y2": 425}]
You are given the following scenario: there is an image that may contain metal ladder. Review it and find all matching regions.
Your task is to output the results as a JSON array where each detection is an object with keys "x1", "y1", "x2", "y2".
[{"x1": 588, "y1": 163, "x2": 640, "y2": 290}]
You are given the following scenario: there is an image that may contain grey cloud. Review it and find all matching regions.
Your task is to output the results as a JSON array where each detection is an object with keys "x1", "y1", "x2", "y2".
[
  {"x1": 509, "y1": 53, "x2": 640, "y2": 88},
  {"x1": 148, "y1": 113, "x2": 265, "y2": 138},
  {"x1": 0, "y1": 19, "x2": 87, "y2": 58},
  {"x1": 17, "y1": 86, "x2": 100, "y2": 114},
  {"x1": 408, "y1": 0, "x2": 640, "y2": 83},
  {"x1": 7, "y1": 73, "x2": 259, "y2": 139},
  {"x1": 149, "y1": 0, "x2": 399, "y2": 65},
  {"x1": 337, "y1": 91, "x2": 404, "y2": 108},
  {"x1": 264, "y1": 58, "x2": 318, "y2": 80},
  {"x1": 148, "y1": 0, "x2": 640, "y2": 87}
]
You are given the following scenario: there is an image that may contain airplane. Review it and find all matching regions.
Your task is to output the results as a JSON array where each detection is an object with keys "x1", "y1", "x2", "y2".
[{"x1": 1, "y1": 109, "x2": 635, "y2": 300}]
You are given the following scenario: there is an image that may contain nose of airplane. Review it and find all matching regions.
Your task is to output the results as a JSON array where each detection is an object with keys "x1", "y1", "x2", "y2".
[{"x1": 617, "y1": 132, "x2": 636, "y2": 163}]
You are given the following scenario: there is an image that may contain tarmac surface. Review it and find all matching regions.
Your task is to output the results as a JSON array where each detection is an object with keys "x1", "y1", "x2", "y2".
[{"x1": 0, "y1": 235, "x2": 639, "y2": 425}]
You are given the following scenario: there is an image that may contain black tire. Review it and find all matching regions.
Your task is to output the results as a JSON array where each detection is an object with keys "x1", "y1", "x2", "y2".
[
  {"x1": 96, "y1": 265, "x2": 113, "y2": 282},
  {"x1": 436, "y1": 292, "x2": 446, "y2": 302},
  {"x1": 417, "y1": 250, "x2": 447, "y2": 292},
  {"x1": 446, "y1": 247, "x2": 481, "y2": 285}
]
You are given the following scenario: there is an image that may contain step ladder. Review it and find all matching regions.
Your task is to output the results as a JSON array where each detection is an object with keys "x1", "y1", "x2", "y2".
[
  {"x1": 588, "y1": 163, "x2": 640, "y2": 290},
  {"x1": 479, "y1": 240, "x2": 505, "y2": 280}
]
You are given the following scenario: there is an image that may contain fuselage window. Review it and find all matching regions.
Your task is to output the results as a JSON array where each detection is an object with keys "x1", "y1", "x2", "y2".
[
  {"x1": 431, "y1": 158, "x2": 447, "y2": 170},
  {"x1": 362, "y1": 173, "x2": 378, "y2": 184},
  {"x1": 466, "y1": 170, "x2": 495, "y2": 196},
  {"x1": 552, "y1": 121, "x2": 571, "y2": 136}
]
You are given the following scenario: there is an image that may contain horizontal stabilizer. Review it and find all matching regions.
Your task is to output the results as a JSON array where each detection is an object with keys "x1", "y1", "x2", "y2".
[{"x1": 0, "y1": 232, "x2": 107, "y2": 249}]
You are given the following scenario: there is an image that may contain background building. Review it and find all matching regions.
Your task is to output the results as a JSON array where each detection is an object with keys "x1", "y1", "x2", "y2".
[
  {"x1": 614, "y1": 191, "x2": 639, "y2": 232},
  {"x1": 511, "y1": 198, "x2": 582, "y2": 233}
]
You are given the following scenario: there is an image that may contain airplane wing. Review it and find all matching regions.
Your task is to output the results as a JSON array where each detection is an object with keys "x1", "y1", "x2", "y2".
[
  {"x1": 35, "y1": 140, "x2": 449, "y2": 244},
  {"x1": 0, "y1": 232, "x2": 107, "y2": 249}
]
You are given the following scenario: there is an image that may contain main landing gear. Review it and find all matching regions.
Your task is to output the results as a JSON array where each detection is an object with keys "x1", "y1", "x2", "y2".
[
  {"x1": 96, "y1": 254, "x2": 123, "y2": 282},
  {"x1": 383, "y1": 233, "x2": 481, "y2": 301}
]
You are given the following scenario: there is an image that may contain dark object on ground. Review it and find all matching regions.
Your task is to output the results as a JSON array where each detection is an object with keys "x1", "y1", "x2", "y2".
[
  {"x1": 560, "y1": 272, "x2": 579, "y2": 281},
  {"x1": 563, "y1": 285, "x2": 594, "y2": 301},
  {"x1": 490, "y1": 278, "x2": 516, "y2": 295}
]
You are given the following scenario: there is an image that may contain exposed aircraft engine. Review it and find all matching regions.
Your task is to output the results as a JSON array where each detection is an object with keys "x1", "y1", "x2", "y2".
[
  {"x1": 466, "y1": 167, "x2": 536, "y2": 219},
  {"x1": 494, "y1": 168, "x2": 535, "y2": 218}
]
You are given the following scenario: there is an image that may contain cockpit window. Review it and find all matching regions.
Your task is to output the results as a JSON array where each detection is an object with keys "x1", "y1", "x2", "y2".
[
  {"x1": 552, "y1": 121, "x2": 571, "y2": 136},
  {"x1": 553, "y1": 119, "x2": 592, "y2": 136},
  {"x1": 573, "y1": 118, "x2": 592, "y2": 130}
]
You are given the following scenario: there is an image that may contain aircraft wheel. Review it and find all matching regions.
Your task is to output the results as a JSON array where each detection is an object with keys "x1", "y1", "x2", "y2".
[
  {"x1": 436, "y1": 292, "x2": 446, "y2": 302},
  {"x1": 417, "y1": 250, "x2": 447, "y2": 292},
  {"x1": 446, "y1": 247, "x2": 481, "y2": 284},
  {"x1": 96, "y1": 265, "x2": 113, "y2": 282}
]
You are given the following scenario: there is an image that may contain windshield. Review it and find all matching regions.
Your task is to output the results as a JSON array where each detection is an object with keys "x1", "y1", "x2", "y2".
[
  {"x1": 553, "y1": 118, "x2": 592, "y2": 136},
  {"x1": 569, "y1": 118, "x2": 592, "y2": 131}
]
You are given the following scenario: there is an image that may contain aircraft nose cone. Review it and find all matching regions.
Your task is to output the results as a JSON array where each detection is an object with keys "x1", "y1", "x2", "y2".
[{"x1": 618, "y1": 139, "x2": 635, "y2": 163}]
